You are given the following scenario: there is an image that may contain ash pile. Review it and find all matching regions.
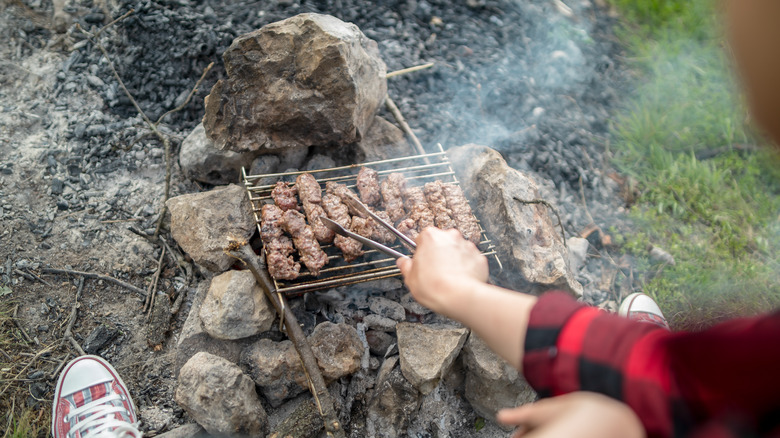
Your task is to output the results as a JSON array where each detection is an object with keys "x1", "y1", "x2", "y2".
[{"x1": 164, "y1": 12, "x2": 586, "y2": 438}]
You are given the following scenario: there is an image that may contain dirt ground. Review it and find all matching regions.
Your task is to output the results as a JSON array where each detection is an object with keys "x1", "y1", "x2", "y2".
[{"x1": 0, "y1": 0, "x2": 628, "y2": 435}]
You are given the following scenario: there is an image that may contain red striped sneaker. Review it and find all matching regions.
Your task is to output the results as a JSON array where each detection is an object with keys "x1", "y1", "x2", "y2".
[
  {"x1": 52, "y1": 355, "x2": 141, "y2": 438},
  {"x1": 618, "y1": 293, "x2": 670, "y2": 330}
]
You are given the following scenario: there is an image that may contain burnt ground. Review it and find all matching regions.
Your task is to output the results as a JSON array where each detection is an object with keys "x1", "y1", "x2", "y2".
[{"x1": 0, "y1": 0, "x2": 631, "y2": 436}]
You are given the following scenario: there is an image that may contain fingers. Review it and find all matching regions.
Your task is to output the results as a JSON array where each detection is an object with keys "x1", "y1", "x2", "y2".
[
  {"x1": 496, "y1": 398, "x2": 561, "y2": 427},
  {"x1": 396, "y1": 256, "x2": 412, "y2": 275}
]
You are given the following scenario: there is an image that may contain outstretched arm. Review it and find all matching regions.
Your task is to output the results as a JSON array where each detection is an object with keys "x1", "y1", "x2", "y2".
[{"x1": 396, "y1": 227, "x2": 537, "y2": 371}]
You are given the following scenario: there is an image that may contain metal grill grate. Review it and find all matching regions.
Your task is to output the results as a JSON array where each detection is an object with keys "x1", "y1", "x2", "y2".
[{"x1": 241, "y1": 144, "x2": 502, "y2": 295}]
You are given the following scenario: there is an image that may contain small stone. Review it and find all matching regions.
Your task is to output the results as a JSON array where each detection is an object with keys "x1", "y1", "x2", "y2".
[
  {"x1": 304, "y1": 154, "x2": 336, "y2": 171},
  {"x1": 368, "y1": 296, "x2": 406, "y2": 321},
  {"x1": 366, "y1": 366, "x2": 420, "y2": 438},
  {"x1": 366, "y1": 330, "x2": 395, "y2": 356},
  {"x1": 240, "y1": 338, "x2": 307, "y2": 407},
  {"x1": 175, "y1": 282, "x2": 245, "y2": 373},
  {"x1": 200, "y1": 270, "x2": 275, "y2": 340},
  {"x1": 462, "y1": 333, "x2": 537, "y2": 428},
  {"x1": 363, "y1": 314, "x2": 397, "y2": 332},
  {"x1": 179, "y1": 123, "x2": 260, "y2": 185},
  {"x1": 51, "y1": 178, "x2": 64, "y2": 195},
  {"x1": 309, "y1": 322, "x2": 363, "y2": 380},
  {"x1": 176, "y1": 352, "x2": 267, "y2": 436},
  {"x1": 356, "y1": 117, "x2": 414, "y2": 162},
  {"x1": 167, "y1": 184, "x2": 255, "y2": 272},
  {"x1": 86, "y1": 74, "x2": 106, "y2": 88},
  {"x1": 152, "y1": 424, "x2": 204, "y2": 438},
  {"x1": 399, "y1": 293, "x2": 430, "y2": 316},
  {"x1": 396, "y1": 322, "x2": 468, "y2": 395},
  {"x1": 567, "y1": 237, "x2": 589, "y2": 272}
]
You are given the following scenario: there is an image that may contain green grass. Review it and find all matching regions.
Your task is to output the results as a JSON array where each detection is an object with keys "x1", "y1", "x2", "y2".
[
  {"x1": 608, "y1": 0, "x2": 780, "y2": 329},
  {"x1": 0, "y1": 300, "x2": 50, "y2": 438}
]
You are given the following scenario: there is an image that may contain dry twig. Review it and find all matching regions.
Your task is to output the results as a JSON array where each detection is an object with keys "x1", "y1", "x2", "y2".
[
  {"x1": 41, "y1": 267, "x2": 147, "y2": 298},
  {"x1": 63, "y1": 277, "x2": 86, "y2": 356},
  {"x1": 386, "y1": 62, "x2": 435, "y2": 78},
  {"x1": 143, "y1": 247, "x2": 166, "y2": 317},
  {"x1": 385, "y1": 95, "x2": 426, "y2": 157},
  {"x1": 12, "y1": 305, "x2": 36, "y2": 345},
  {"x1": 228, "y1": 244, "x2": 345, "y2": 438}
]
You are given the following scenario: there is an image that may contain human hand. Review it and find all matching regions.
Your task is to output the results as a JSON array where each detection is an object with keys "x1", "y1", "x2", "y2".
[
  {"x1": 496, "y1": 392, "x2": 645, "y2": 438},
  {"x1": 396, "y1": 227, "x2": 488, "y2": 316}
]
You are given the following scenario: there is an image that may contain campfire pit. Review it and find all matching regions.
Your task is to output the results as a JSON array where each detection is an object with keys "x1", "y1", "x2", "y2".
[{"x1": 242, "y1": 144, "x2": 503, "y2": 296}]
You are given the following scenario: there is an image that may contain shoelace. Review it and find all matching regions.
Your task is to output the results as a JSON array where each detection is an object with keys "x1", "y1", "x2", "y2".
[{"x1": 65, "y1": 393, "x2": 141, "y2": 438}]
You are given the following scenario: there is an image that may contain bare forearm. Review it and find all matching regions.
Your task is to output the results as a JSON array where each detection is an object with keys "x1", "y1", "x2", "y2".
[{"x1": 439, "y1": 279, "x2": 537, "y2": 371}]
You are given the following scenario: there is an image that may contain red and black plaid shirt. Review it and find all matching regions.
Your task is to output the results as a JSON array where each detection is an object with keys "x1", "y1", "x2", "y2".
[{"x1": 523, "y1": 292, "x2": 780, "y2": 438}]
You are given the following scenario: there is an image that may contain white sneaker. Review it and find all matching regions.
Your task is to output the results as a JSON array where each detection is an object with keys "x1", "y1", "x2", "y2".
[
  {"x1": 52, "y1": 355, "x2": 142, "y2": 438},
  {"x1": 618, "y1": 292, "x2": 670, "y2": 330}
]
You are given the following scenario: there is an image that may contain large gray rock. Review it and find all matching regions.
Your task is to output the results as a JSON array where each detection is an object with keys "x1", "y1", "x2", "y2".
[
  {"x1": 396, "y1": 323, "x2": 468, "y2": 395},
  {"x1": 200, "y1": 270, "x2": 275, "y2": 340},
  {"x1": 180, "y1": 123, "x2": 259, "y2": 185},
  {"x1": 203, "y1": 13, "x2": 387, "y2": 153},
  {"x1": 461, "y1": 334, "x2": 537, "y2": 429},
  {"x1": 175, "y1": 352, "x2": 267, "y2": 436},
  {"x1": 241, "y1": 322, "x2": 364, "y2": 407},
  {"x1": 166, "y1": 184, "x2": 255, "y2": 272},
  {"x1": 366, "y1": 367, "x2": 421, "y2": 438},
  {"x1": 356, "y1": 117, "x2": 415, "y2": 162},
  {"x1": 175, "y1": 282, "x2": 245, "y2": 374},
  {"x1": 448, "y1": 144, "x2": 583, "y2": 295}
]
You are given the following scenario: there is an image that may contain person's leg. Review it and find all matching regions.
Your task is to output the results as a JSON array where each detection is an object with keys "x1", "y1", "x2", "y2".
[
  {"x1": 618, "y1": 292, "x2": 670, "y2": 330},
  {"x1": 52, "y1": 355, "x2": 141, "y2": 438}
]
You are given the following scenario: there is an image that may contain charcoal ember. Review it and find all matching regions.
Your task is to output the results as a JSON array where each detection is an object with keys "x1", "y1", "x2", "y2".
[
  {"x1": 83, "y1": 324, "x2": 119, "y2": 354},
  {"x1": 203, "y1": 13, "x2": 388, "y2": 153}
]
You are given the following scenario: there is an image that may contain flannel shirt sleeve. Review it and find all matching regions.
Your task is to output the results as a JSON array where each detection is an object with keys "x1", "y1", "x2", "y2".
[{"x1": 522, "y1": 291, "x2": 680, "y2": 438}]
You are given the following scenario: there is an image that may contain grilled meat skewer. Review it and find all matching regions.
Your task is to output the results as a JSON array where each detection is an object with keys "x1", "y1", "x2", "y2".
[
  {"x1": 260, "y1": 204, "x2": 300, "y2": 280},
  {"x1": 356, "y1": 167, "x2": 382, "y2": 207},
  {"x1": 442, "y1": 183, "x2": 481, "y2": 245},
  {"x1": 423, "y1": 181, "x2": 457, "y2": 230},
  {"x1": 296, "y1": 173, "x2": 335, "y2": 244},
  {"x1": 323, "y1": 182, "x2": 364, "y2": 262},
  {"x1": 280, "y1": 209, "x2": 328, "y2": 276},
  {"x1": 271, "y1": 181, "x2": 299, "y2": 212}
]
